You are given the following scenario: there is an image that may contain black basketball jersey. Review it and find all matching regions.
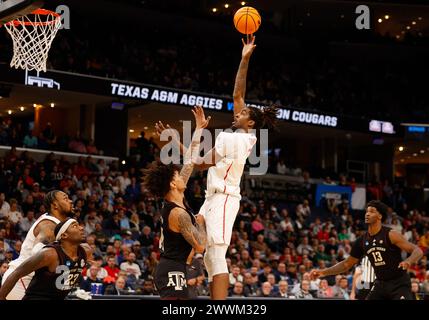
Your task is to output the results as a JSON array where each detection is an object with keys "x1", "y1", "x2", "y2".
[
  {"x1": 351, "y1": 226, "x2": 405, "y2": 281},
  {"x1": 159, "y1": 201, "x2": 195, "y2": 263},
  {"x1": 23, "y1": 243, "x2": 87, "y2": 300}
]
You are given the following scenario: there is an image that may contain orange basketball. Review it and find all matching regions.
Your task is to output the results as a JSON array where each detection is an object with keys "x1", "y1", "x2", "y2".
[{"x1": 233, "y1": 6, "x2": 261, "y2": 35}]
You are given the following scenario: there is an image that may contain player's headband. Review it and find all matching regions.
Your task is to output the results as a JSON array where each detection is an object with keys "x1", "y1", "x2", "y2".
[{"x1": 55, "y1": 218, "x2": 77, "y2": 241}]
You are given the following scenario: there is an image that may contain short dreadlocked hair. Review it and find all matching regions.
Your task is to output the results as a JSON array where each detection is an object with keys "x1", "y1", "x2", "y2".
[
  {"x1": 248, "y1": 105, "x2": 279, "y2": 131},
  {"x1": 143, "y1": 163, "x2": 181, "y2": 198},
  {"x1": 43, "y1": 190, "x2": 60, "y2": 214}
]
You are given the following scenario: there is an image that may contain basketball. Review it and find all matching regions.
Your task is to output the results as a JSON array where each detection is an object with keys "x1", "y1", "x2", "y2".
[{"x1": 233, "y1": 6, "x2": 261, "y2": 35}]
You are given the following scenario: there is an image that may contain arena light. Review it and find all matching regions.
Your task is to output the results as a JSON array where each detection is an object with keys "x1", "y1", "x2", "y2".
[
  {"x1": 395, "y1": 35, "x2": 400, "y2": 39},
  {"x1": 121, "y1": 160, "x2": 126, "y2": 165},
  {"x1": 398, "y1": 146, "x2": 404, "y2": 152},
  {"x1": 212, "y1": 8, "x2": 217, "y2": 13},
  {"x1": 241, "y1": 1, "x2": 246, "y2": 6},
  {"x1": 413, "y1": 153, "x2": 418, "y2": 157},
  {"x1": 144, "y1": 126, "x2": 148, "y2": 130},
  {"x1": 224, "y1": 4, "x2": 229, "y2": 9},
  {"x1": 418, "y1": 17, "x2": 422, "y2": 21},
  {"x1": 33, "y1": 103, "x2": 37, "y2": 108},
  {"x1": 129, "y1": 129, "x2": 135, "y2": 133},
  {"x1": 50, "y1": 102, "x2": 55, "y2": 108},
  {"x1": 19, "y1": 106, "x2": 25, "y2": 111},
  {"x1": 420, "y1": 150, "x2": 425, "y2": 154},
  {"x1": 406, "y1": 26, "x2": 411, "y2": 30},
  {"x1": 7, "y1": 110, "x2": 12, "y2": 115},
  {"x1": 378, "y1": 18, "x2": 383, "y2": 23},
  {"x1": 384, "y1": 15, "x2": 390, "y2": 20},
  {"x1": 412, "y1": 21, "x2": 416, "y2": 25}
]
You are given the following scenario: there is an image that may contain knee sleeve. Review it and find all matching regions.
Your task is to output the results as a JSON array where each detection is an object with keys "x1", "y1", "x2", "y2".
[{"x1": 203, "y1": 244, "x2": 229, "y2": 282}]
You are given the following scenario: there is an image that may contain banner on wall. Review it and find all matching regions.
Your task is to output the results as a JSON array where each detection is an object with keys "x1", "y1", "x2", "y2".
[
  {"x1": 315, "y1": 184, "x2": 352, "y2": 208},
  {"x1": 351, "y1": 187, "x2": 366, "y2": 210},
  {"x1": 0, "y1": 65, "x2": 403, "y2": 134}
]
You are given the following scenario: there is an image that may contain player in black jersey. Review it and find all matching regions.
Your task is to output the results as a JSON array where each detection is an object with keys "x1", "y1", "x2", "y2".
[
  {"x1": 0, "y1": 218, "x2": 92, "y2": 300},
  {"x1": 147, "y1": 106, "x2": 209, "y2": 299},
  {"x1": 310, "y1": 200, "x2": 423, "y2": 300}
]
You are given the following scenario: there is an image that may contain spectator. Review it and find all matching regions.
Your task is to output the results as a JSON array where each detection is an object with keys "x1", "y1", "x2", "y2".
[
  {"x1": 334, "y1": 276, "x2": 350, "y2": 300},
  {"x1": 295, "y1": 280, "x2": 314, "y2": 299},
  {"x1": 86, "y1": 139, "x2": 99, "y2": 155},
  {"x1": 229, "y1": 265, "x2": 243, "y2": 286},
  {"x1": 104, "y1": 276, "x2": 129, "y2": 295},
  {"x1": 411, "y1": 279, "x2": 421, "y2": 300},
  {"x1": 275, "y1": 280, "x2": 294, "y2": 298},
  {"x1": 0, "y1": 193, "x2": 10, "y2": 220},
  {"x1": 68, "y1": 133, "x2": 87, "y2": 154},
  {"x1": 140, "y1": 279, "x2": 155, "y2": 296},
  {"x1": 23, "y1": 130, "x2": 38, "y2": 148},
  {"x1": 258, "y1": 281, "x2": 275, "y2": 298},
  {"x1": 120, "y1": 252, "x2": 141, "y2": 279},
  {"x1": 80, "y1": 265, "x2": 104, "y2": 294},
  {"x1": 317, "y1": 279, "x2": 334, "y2": 298},
  {"x1": 230, "y1": 281, "x2": 245, "y2": 297},
  {"x1": 6, "y1": 199, "x2": 23, "y2": 225},
  {"x1": 418, "y1": 230, "x2": 429, "y2": 254},
  {"x1": 297, "y1": 237, "x2": 313, "y2": 256},
  {"x1": 19, "y1": 209, "x2": 36, "y2": 236},
  {"x1": 104, "y1": 256, "x2": 120, "y2": 280},
  {"x1": 42, "y1": 122, "x2": 56, "y2": 148},
  {"x1": 421, "y1": 271, "x2": 429, "y2": 294},
  {"x1": 0, "y1": 260, "x2": 8, "y2": 287},
  {"x1": 243, "y1": 272, "x2": 259, "y2": 297}
]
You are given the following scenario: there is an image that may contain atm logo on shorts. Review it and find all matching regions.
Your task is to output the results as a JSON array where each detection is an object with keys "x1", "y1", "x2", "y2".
[{"x1": 166, "y1": 271, "x2": 187, "y2": 291}]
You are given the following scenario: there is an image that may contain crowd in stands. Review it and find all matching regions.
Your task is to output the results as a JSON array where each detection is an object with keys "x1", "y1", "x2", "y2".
[
  {"x1": 0, "y1": 3, "x2": 428, "y2": 299},
  {"x1": 0, "y1": 136, "x2": 428, "y2": 299},
  {"x1": 0, "y1": 4, "x2": 425, "y2": 122},
  {"x1": 0, "y1": 118, "x2": 100, "y2": 155},
  {"x1": 35, "y1": 9, "x2": 428, "y2": 122}
]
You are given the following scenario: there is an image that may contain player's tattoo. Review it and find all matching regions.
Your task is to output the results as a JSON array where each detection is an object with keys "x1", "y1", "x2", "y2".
[
  {"x1": 177, "y1": 210, "x2": 206, "y2": 249},
  {"x1": 179, "y1": 164, "x2": 194, "y2": 185},
  {"x1": 233, "y1": 58, "x2": 250, "y2": 101}
]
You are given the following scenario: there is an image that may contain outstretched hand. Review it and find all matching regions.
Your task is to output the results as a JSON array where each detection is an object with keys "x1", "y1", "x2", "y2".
[
  {"x1": 154, "y1": 121, "x2": 179, "y2": 140},
  {"x1": 192, "y1": 105, "x2": 211, "y2": 129},
  {"x1": 242, "y1": 34, "x2": 256, "y2": 59},
  {"x1": 309, "y1": 269, "x2": 324, "y2": 280}
]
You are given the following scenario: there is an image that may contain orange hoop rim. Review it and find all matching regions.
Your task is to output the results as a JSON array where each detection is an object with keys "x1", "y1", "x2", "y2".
[{"x1": 5, "y1": 9, "x2": 60, "y2": 27}]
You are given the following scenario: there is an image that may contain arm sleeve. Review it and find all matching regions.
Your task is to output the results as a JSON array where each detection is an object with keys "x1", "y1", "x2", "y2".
[{"x1": 350, "y1": 236, "x2": 364, "y2": 260}]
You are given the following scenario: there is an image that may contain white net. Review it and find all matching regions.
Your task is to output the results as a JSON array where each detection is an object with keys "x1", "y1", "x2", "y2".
[{"x1": 4, "y1": 9, "x2": 61, "y2": 72}]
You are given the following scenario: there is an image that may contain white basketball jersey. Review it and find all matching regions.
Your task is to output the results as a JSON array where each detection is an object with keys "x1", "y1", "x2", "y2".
[
  {"x1": 8, "y1": 213, "x2": 61, "y2": 268},
  {"x1": 206, "y1": 131, "x2": 257, "y2": 198}
]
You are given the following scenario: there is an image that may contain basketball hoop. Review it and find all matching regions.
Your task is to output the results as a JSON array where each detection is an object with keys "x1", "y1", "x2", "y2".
[{"x1": 4, "y1": 8, "x2": 61, "y2": 72}]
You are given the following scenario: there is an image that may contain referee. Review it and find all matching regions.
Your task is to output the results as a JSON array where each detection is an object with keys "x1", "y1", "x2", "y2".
[{"x1": 351, "y1": 256, "x2": 376, "y2": 300}]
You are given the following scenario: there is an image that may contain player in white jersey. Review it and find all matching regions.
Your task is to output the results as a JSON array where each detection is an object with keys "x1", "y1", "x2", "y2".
[
  {"x1": 1, "y1": 190, "x2": 75, "y2": 300},
  {"x1": 157, "y1": 35, "x2": 278, "y2": 299}
]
